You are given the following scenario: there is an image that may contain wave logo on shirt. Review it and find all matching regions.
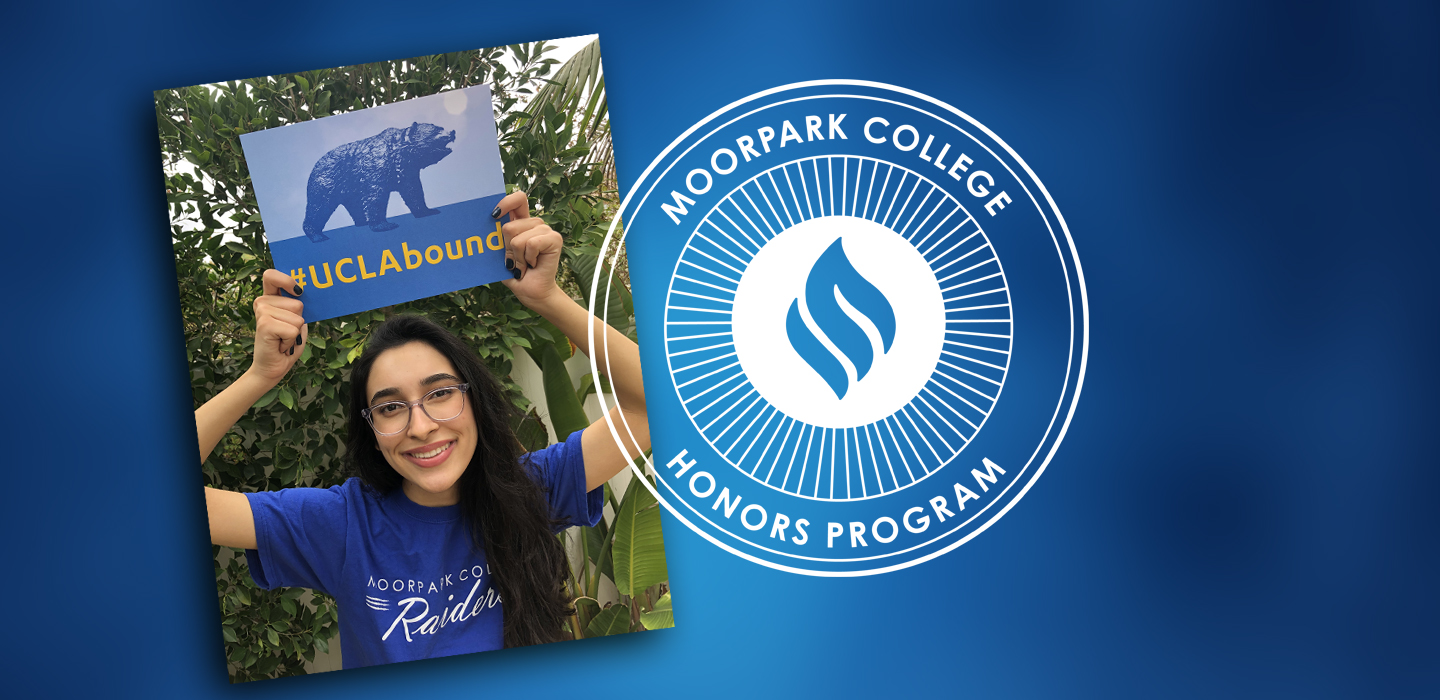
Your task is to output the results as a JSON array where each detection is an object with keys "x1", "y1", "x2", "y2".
[
  {"x1": 595, "y1": 80, "x2": 1088, "y2": 576},
  {"x1": 367, "y1": 568, "x2": 500, "y2": 642}
]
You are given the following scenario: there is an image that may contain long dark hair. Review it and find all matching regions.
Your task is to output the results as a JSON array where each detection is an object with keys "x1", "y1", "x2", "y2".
[{"x1": 344, "y1": 314, "x2": 572, "y2": 647}]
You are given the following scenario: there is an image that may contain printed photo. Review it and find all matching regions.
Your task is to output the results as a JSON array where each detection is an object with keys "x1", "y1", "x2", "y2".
[{"x1": 156, "y1": 37, "x2": 672, "y2": 682}]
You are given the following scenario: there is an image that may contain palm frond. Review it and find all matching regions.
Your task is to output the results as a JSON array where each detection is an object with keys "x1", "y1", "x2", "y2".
[{"x1": 524, "y1": 38, "x2": 613, "y2": 188}]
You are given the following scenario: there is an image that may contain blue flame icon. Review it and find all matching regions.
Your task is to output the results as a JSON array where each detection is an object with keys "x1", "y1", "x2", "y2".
[{"x1": 786, "y1": 238, "x2": 897, "y2": 399}]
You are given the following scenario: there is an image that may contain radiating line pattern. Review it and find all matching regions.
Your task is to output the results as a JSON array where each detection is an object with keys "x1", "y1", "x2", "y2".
[{"x1": 664, "y1": 156, "x2": 1013, "y2": 501}]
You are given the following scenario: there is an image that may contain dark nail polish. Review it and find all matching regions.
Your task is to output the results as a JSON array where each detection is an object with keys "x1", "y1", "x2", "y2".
[
  {"x1": 288, "y1": 346, "x2": 295, "y2": 356},
  {"x1": 296, "y1": 334, "x2": 302, "y2": 345},
  {"x1": 491, "y1": 205, "x2": 502, "y2": 219},
  {"x1": 504, "y1": 258, "x2": 515, "y2": 270},
  {"x1": 512, "y1": 268, "x2": 522, "y2": 280},
  {"x1": 293, "y1": 285, "x2": 303, "y2": 296}
]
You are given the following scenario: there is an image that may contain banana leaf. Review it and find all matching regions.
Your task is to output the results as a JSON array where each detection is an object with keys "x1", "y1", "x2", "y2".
[
  {"x1": 611, "y1": 476, "x2": 668, "y2": 596},
  {"x1": 639, "y1": 592, "x2": 674, "y2": 630},
  {"x1": 535, "y1": 341, "x2": 589, "y2": 442},
  {"x1": 585, "y1": 604, "x2": 630, "y2": 637},
  {"x1": 569, "y1": 245, "x2": 633, "y2": 338},
  {"x1": 510, "y1": 408, "x2": 549, "y2": 452}
]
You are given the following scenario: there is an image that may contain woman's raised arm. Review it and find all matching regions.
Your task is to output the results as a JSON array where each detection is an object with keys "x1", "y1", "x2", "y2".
[
  {"x1": 495, "y1": 192, "x2": 651, "y2": 491},
  {"x1": 196, "y1": 269, "x2": 309, "y2": 548}
]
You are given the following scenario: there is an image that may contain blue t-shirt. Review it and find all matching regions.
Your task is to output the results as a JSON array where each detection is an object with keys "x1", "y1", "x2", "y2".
[{"x1": 243, "y1": 430, "x2": 600, "y2": 669}]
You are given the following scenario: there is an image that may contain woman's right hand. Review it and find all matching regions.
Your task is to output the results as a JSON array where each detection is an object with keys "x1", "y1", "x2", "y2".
[{"x1": 245, "y1": 269, "x2": 309, "y2": 386}]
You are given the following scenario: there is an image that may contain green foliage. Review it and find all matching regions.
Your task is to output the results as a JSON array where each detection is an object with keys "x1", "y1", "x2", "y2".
[
  {"x1": 161, "y1": 39, "x2": 667, "y2": 682},
  {"x1": 612, "y1": 472, "x2": 669, "y2": 597},
  {"x1": 533, "y1": 340, "x2": 591, "y2": 442},
  {"x1": 567, "y1": 466, "x2": 673, "y2": 639},
  {"x1": 525, "y1": 38, "x2": 611, "y2": 189},
  {"x1": 639, "y1": 592, "x2": 674, "y2": 630},
  {"x1": 216, "y1": 554, "x2": 337, "y2": 679},
  {"x1": 584, "y1": 604, "x2": 631, "y2": 637}
]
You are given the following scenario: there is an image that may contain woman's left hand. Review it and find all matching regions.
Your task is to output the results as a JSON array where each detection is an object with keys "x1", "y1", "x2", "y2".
[
  {"x1": 493, "y1": 193, "x2": 650, "y2": 486},
  {"x1": 495, "y1": 191, "x2": 564, "y2": 308}
]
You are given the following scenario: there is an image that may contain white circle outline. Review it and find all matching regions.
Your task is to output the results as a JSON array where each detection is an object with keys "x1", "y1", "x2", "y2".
[{"x1": 587, "y1": 80, "x2": 1088, "y2": 577}]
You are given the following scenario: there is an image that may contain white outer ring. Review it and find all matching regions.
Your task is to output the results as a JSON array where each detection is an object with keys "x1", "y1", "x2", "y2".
[{"x1": 587, "y1": 79, "x2": 1089, "y2": 577}]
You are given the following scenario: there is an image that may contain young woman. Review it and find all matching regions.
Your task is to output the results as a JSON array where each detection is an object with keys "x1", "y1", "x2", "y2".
[{"x1": 196, "y1": 192, "x2": 650, "y2": 668}]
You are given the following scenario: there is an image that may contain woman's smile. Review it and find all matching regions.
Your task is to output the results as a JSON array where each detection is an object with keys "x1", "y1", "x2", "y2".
[{"x1": 404, "y1": 439, "x2": 455, "y2": 467}]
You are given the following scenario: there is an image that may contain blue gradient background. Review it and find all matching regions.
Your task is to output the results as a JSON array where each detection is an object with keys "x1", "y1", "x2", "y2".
[{"x1": 3, "y1": 1, "x2": 1435, "y2": 697}]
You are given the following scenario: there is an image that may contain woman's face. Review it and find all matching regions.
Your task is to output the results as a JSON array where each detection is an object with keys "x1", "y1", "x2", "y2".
[{"x1": 364, "y1": 341, "x2": 478, "y2": 507}]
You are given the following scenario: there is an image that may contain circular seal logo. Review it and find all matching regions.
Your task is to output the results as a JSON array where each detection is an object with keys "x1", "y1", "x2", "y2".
[{"x1": 593, "y1": 80, "x2": 1087, "y2": 576}]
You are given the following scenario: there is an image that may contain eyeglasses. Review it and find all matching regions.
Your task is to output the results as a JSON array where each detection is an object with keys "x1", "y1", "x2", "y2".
[{"x1": 361, "y1": 384, "x2": 470, "y2": 436}]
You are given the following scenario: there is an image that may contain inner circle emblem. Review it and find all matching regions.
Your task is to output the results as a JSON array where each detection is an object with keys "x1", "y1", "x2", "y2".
[{"x1": 666, "y1": 157, "x2": 1012, "y2": 501}]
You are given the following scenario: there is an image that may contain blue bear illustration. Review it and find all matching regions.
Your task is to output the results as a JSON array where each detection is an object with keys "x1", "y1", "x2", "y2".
[{"x1": 301, "y1": 122, "x2": 456, "y2": 242}]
